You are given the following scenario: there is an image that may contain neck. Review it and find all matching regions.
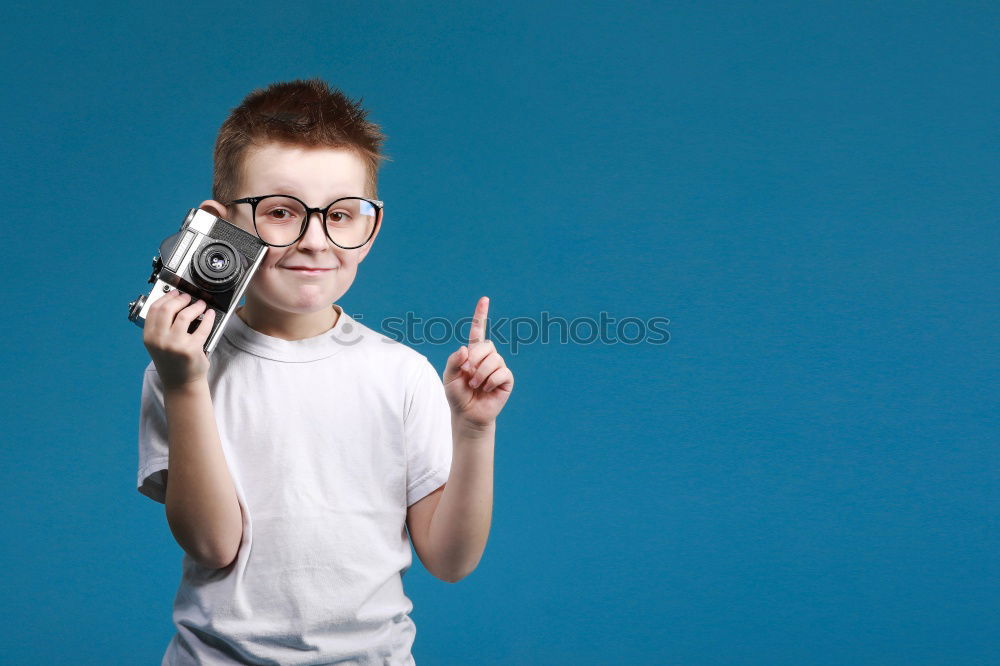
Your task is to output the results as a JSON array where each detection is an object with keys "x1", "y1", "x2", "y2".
[{"x1": 237, "y1": 302, "x2": 341, "y2": 341}]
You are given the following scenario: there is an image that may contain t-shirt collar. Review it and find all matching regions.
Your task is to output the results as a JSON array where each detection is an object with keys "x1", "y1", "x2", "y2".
[{"x1": 222, "y1": 304, "x2": 356, "y2": 362}]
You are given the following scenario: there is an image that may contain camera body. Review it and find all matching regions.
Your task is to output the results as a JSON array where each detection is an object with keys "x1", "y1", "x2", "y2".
[{"x1": 128, "y1": 208, "x2": 268, "y2": 356}]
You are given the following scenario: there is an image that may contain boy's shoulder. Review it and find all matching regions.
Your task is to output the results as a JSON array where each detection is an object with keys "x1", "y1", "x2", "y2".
[{"x1": 343, "y1": 313, "x2": 432, "y2": 372}]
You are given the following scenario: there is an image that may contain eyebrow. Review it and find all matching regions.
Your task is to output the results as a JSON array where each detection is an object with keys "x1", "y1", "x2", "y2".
[{"x1": 264, "y1": 185, "x2": 358, "y2": 201}]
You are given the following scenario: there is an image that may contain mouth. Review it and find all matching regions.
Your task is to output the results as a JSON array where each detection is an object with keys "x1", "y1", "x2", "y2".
[{"x1": 282, "y1": 267, "x2": 335, "y2": 275}]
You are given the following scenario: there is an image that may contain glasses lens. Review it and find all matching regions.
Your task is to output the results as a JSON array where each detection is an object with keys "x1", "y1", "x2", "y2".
[
  {"x1": 252, "y1": 196, "x2": 379, "y2": 247},
  {"x1": 325, "y1": 198, "x2": 379, "y2": 248},
  {"x1": 253, "y1": 196, "x2": 307, "y2": 246}
]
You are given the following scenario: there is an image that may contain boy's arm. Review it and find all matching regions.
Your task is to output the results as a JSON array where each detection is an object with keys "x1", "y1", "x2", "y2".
[
  {"x1": 407, "y1": 418, "x2": 494, "y2": 583},
  {"x1": 163, "y1": 378, "x2": 243, "y2": 570},
  {"x1": 407, "y1": 297, "x2": 512, "y2": 583},
  {"x1": 140, "y1": 289, "x2": 241, "y2": 569},
  {"x1": 406, "y1": 485, "x2": 446, "y2": 578}
]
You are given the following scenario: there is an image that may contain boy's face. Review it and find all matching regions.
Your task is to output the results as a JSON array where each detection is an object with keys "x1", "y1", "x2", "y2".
[{"x1": 200, "y1": 142, "x2": 380, "y2": 332}]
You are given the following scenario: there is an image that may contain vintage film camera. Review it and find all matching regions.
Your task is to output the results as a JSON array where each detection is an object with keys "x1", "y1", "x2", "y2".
[{"x1": 128, "y1": 208, "x2": 268, "y2": 356}]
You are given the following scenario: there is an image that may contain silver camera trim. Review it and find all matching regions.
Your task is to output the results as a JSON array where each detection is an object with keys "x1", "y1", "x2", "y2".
[{"x1": 129, "y1": 209, "x2": 268, "y2": 357}]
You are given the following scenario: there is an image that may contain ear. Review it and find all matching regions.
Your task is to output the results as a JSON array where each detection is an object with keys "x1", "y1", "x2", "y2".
[
  {"x1": 198, "y1": 199, "x2": 229, "y2": 219},
  {"x1": 356, "y1": 208, "x2": 383, "y2": 263}
]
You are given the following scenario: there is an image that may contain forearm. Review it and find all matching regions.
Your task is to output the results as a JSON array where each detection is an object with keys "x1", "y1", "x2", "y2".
[
  {"x1": 427, "y1": 416, "x2": 495, "y2": 582},
  {"x1": 163, "y1": 378, "x2": 243, "y2": 569}
]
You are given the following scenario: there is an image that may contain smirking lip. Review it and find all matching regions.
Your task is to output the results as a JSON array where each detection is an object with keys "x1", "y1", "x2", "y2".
[{"x1": 283, "y1": 267, "x2": 335, "y2": 275}]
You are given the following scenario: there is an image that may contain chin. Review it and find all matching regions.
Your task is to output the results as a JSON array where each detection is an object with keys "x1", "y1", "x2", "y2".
[{"x1": 291, "y1": 294, "x2": 340, "y2": 311}]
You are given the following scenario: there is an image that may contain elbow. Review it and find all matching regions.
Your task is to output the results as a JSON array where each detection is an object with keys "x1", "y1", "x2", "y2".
[
  {"x1": 183, "y1": 541, "x2": 239, "y2": 571},
  {"x1": 427, "y1": 561, "x2": 461, "y2": 583},
  {"x1": 186, "y1": 538, "x2": 239, "y2": 570},
  {"x1": 204, "y1": 547, "x2": 239, "y2": 571},
  {"x1": 198, "y1": 537, "x2": 240, "y2": 570},
  {"x1": 166, "y1": 508, "x2": 242, "y2": 571},
  {"x1": 437, "y1": 563, "x2": 477, "y2": 584},
  {"x1": 200, "y1": 532, "x2": 243, "y2": 570},
  {"x1": 431, "y1": 547, "x2": 487, "y2": 583}
]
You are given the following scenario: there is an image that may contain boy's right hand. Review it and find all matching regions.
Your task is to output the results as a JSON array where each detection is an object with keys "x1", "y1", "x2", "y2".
[{"x1": 142, "y1": 289, "x2": 217, "y2": 390}]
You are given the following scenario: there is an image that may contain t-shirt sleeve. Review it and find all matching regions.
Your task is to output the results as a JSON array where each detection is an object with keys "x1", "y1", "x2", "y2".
[
  {"x1": 137, "y1": 364, "x2": 170, "y2": 504},
  {"x1": 403, "y1": 357, "x2": 454, "y2": 507}
]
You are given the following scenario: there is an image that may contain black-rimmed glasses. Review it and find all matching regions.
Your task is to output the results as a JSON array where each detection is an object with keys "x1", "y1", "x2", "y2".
[{"x1": 228, "y1": 194, "x2": 383, "y2": 249}]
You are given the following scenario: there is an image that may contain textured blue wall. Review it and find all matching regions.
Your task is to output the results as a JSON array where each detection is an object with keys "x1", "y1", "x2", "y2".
[{"x1": 1, "y1": 1, "x2": 996, "y2": 663}]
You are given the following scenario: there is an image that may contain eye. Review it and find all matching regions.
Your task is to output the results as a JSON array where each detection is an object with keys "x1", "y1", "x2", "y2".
[
  {"x1": 328, "y1": 210, "x2": 353, "y2": 224},
  {"x1": 266, "y1": 207, "x2": 294, "y2": 221}
]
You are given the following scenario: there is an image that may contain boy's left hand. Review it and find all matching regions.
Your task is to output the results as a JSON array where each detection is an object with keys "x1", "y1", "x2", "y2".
[{"x1": 444, "y1": 296, "x2": 514, "y2": 428}]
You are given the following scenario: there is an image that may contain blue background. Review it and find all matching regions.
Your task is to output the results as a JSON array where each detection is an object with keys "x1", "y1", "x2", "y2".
[{"x1": 2, "y1": 1, "x2": 997, "y2": 664}]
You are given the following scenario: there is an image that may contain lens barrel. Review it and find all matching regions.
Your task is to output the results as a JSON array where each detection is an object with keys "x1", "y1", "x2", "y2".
[{"x1": 192, "y1": 240, "x2": 243, "y2": 291}]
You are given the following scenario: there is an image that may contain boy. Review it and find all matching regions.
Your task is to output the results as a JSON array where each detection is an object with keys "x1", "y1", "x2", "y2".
[{"x1": 137, "y1": 78, "x2": 513, "y2": 665}]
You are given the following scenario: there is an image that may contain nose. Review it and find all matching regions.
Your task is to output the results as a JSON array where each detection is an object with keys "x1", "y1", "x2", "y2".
[{"x1": 296, "y1": 211, "x2": 332, "y2": 251}]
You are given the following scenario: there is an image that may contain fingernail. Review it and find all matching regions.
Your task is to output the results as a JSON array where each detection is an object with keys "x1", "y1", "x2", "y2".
[
  {"x1": 461, "y1": 362, "x2": 471, "y2": 373},
  {"x1": 470, "y1": 377, "x2": 481, "y2": 388}
]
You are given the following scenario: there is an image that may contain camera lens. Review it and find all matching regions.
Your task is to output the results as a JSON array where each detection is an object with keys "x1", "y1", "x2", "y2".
[
  {"x1": 208, "y1": 252, "x2": 229, "y2": 272},
  {"x1": 192, "y1": 241, "x2": 242, "y2": 291}
]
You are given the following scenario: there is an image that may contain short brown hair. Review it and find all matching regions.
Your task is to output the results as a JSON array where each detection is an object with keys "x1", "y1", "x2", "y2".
[{"x1": 212, "y1": 78, "x2": 388, "y2": 206}]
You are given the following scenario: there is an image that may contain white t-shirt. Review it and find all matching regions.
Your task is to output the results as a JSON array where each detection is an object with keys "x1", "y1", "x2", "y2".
[{"x1": 137, "y1": 304, "x2": 453, "y2": 665}]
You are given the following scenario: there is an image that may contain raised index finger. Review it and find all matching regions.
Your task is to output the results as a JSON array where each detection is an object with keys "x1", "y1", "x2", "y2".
[{"x1": 469, "y1": 296, "x2": 489, "y2": 345}]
